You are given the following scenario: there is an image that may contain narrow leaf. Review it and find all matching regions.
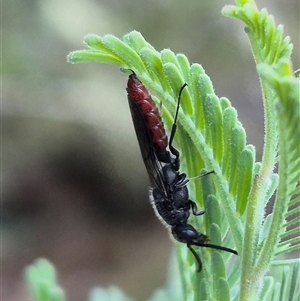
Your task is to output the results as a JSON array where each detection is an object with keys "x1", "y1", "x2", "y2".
[
  {"x1": 229, "y1": 126, "x2": 246, "y2": 196},
  {"x1": 236, "y1": 145, "x2": 255, "y2": 215},
  {"x1": 203, "y1": 94, "x2": 223, "y2": 162},
  {"x1": 216, "y1": 278, "x2": 230, "y2": 301},
  {"x1": 67, "y1": 50, "x2": 123, "y2": 65}
]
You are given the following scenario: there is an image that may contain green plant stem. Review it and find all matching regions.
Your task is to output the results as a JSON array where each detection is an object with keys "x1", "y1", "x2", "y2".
[
  {"x1": 239, "y1": 31, "x2": 278, "y2": 301},
  {"x1": 254, "y1": 61, "x2": 298, "y2": 276}
]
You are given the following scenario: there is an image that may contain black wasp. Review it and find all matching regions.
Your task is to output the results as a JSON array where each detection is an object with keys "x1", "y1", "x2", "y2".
[{"x1": 126, "y1": 72, "x2": 238, "y2": 272}]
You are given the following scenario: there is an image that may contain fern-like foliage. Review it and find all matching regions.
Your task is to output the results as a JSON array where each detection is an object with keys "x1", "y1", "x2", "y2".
[
  {"x1": 69, "y1": 29, "x2": 249, "y2": 300},
  {"x1": 257, "y1": 60, "x2": 300, "y2": 258},
  {"x1": 25, "y1": 258, "x2": 65, "y2": 301},
  {"x1": 23, "y1": 1, "x2": 299, "y2": 301},
  {"x1": 223, "y1": 1, "x2": 300, "y2": 301}
]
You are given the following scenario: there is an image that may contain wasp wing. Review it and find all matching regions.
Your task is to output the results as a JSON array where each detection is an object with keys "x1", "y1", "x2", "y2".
[{"x1": 127, "y1": 97, "x2": 164, "y2": 187}]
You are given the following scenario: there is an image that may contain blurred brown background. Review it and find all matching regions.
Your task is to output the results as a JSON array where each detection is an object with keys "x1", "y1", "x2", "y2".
[{"x1": 2, "y1": 0, "x2": 299, "y2": 300}]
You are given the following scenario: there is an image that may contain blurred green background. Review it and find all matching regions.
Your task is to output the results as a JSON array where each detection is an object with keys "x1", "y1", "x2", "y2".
[{"x1": 2, "y1": 0, "x2": 299, "y2": 300}]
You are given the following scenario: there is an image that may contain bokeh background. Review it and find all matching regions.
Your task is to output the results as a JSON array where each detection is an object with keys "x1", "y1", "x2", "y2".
[{"x1": 2, "y1": 0, "x2": 299, "y2": 300}]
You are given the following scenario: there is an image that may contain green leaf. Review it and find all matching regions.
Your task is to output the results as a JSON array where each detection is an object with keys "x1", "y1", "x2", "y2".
[
  {"x1": 190, "y1": 63, "x2": 207, "y2": 131},
  {"x1": 204, "y1": 195, "x2": 221, "y2": 231},
  {"x1": 289, "y1": 261, "x2": 300, "y2": 301},
  {"x1": 163, "y1": 62, "x2": 191, "y2": 115},
  {"x1": 202, "y1": 94, "x2": 223, "y2": 162},
  {"x1": 68, "y1": 50, "x2": 123, "y2": 65},
  {"x1": 236, "y1": 145, "x2": 255, "y2": 215},
  {"x1": 211, "y1": 249, "x2": 226, "y2": 278},
  {"x1": 24, "y1": 258, "x2": 65, "y2": 301},
  {"x1": 222, "y1": 107, "x2": 238, "y2": 178},
  {"x1": 260, "y1": 277, "x2": 274, "y2": 300},
  {"x1": 229, "y1": 126, "x2": 246, "y2": 196},
  {"x1": 123, "y1": 30, "x2": 155, "y2": 53},
  {"x1": 216, "y1": 278, "x2": 230, "y2": 301},
  {"x1": 139, "y1": 48, "x2": 167, "y2": 90},
  {"x1": 176, "y1": 54, "x2": 192, "y2": 84},
  {"x1": 264, "y1": 173, "x2": 279, "y2": 206}
]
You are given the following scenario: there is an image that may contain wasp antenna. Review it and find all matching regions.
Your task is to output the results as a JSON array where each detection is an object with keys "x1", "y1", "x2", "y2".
[
  {"x1": 199, "y1": 243, "x2": 238, "y2": 255},
  {"x1": 169, "y1": 83, "x2": 188, "y2": 157},
  {"x1": 189, "y1": 170, "x2": 215, "y2": 181},
  {"x1": 173, "y1": 83, "x2": 188, "y2": 127}
]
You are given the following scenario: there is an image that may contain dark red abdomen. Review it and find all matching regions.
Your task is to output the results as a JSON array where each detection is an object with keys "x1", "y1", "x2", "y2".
[{"x1": 127, "y1": 73, "x2": 168, "y2": 156}]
